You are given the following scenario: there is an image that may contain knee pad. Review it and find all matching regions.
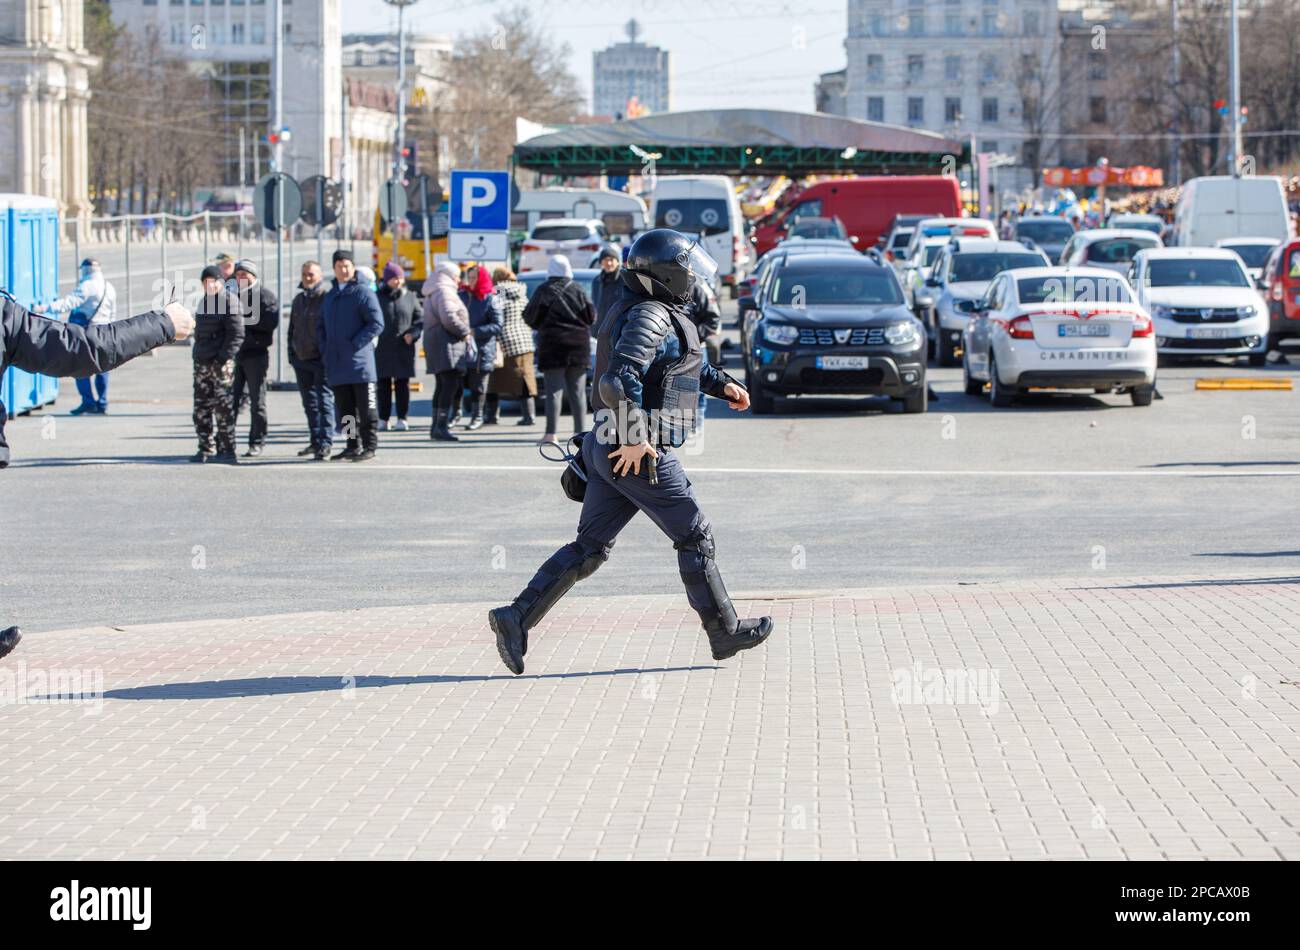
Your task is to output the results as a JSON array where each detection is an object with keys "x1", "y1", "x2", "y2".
[
  {"x1": 673, "y1": 521, "x2": 715, "y2": 564},
  {"x1": 574, "y1": 534, "x2": 613, "y2": 580}
]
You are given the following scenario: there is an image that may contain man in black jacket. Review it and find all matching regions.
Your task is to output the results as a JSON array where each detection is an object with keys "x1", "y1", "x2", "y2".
[
  {"x1": 191, "y1": 266, "x2": 245, "y2": 463},
  {"x1": 288, "y1": 260, "x2": 334, "y2": 460},
  {"x1": 0, "y1": 291, "x2": 195, "y2": 660},
  {"x1": 590, "y1": 244, "x2": 622, "y2": 327},
  {"x1": 229, "y1": 259, "x2": 279, "y2": 457}
]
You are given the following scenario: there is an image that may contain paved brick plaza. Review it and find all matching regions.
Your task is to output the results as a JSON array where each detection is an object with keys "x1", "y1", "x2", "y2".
[{"x1": 1, "y1": 573, "x2": 1296, "y2": 860}]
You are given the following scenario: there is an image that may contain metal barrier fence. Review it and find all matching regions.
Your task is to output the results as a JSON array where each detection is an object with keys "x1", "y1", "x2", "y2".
[{"x1": 62, "y1": 210, "x2": 359, "y2": 387}]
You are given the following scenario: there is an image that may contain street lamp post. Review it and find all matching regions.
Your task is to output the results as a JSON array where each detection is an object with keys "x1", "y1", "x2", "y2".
[
  {"x1": 384, "y1": 0, "x2": 419, "y2": 268},
  {"x1": 1228, "y1": 0, "x2": 1243, "y2": 176}
]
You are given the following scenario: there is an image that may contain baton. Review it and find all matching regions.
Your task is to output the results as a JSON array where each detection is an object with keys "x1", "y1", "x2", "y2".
[{"x1": 647, "y1": 453, "x2": 658, "y2": 486}]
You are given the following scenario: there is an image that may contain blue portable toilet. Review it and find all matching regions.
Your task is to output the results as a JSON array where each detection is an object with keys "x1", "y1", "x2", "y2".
[{"x1": 0, "y1": 193, "x2": 61, "y2": 413}]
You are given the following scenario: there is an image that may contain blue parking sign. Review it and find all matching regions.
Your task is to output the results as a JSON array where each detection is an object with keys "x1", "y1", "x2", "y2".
[{"x1": 449, "y1": 170, "x2": 510, "y2": 232}]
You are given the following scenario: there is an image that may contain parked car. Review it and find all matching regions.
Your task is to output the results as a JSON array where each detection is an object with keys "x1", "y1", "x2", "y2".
[
  {"x1": 900, "y1": 236, "x2": 968, "y2": 310},
  {"x1": 751, "y1": 176, "x2": 961, "y2": 258},
  {"x1": 518, "y1": 219, "x2": 609, "y2": 274},
  {"x1": 1171, "y1": 175, "x2": 1292, "y2": 247},
  {"x1": 1214, "y1": 236, "x2": 1280, "y2": 285},
  {"x1": 1012, "y1": 215, "x2": 1076, "y2": 263},
  {"x1": 1259, "y1": 237, "x2": 1300, "y2": 353},
  {"x1": 741, "y1": 239, "x2": 859, "y2": 302},
  {"x1": 917, "y1": 239, "x2": 1051, "y2": 366},
  {"x1": 1128, "y1": 247, "x2": 1269, "y2": 366},
  {"x1": 1059, "y1": 228, "x2": 1162, "y2": 273},
  {"x1": 738, "y1": 253, "x2": 928, "y2": 414},
  {"x1": 901, "y1": 217, "x2": 998, "y2": 271},
  {"x1": 785, "y1": 215, "x2": 848, "y2": 241},
  {"x1": 961, "y1": 266, "x2": 1156, "y2": 407},
  {"x1": 1106, "y1": 212, "x2": 1165, "y2": 236}
]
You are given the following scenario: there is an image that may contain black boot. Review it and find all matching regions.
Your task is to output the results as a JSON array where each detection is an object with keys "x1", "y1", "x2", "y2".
[
  {"x1": 0, "y1": 626, "x2": 21, "y2": 661},
  {"x1": 517, "y1": 396, "x2": 536, "y2": 426},
  {"x1": 676, "y1": 523, "x2": 774, "y2": 661},
  {"x1": 431, "y1": 409, "x2": 459, "y2": 442},
  {"x1": 488, "y1": 540, "x2": 609, "y2": 674},
  {"x1": 483, "y1": 393, "x2": 500, "y2": 425}
]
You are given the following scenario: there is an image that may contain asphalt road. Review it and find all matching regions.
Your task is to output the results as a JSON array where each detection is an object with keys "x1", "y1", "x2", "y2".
[{"x1": 4, "y1": 298, "x2": 1300, "y2": 631}]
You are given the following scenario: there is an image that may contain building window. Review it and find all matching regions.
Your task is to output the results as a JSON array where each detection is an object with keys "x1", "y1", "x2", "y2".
[
  {"x1": 907, "y1": 0, "x2": 924, "y2": 36},
  {"x1": 984, "y1": 141, "x2": 999, "y2": 154},
  {"x1": 980, "y1": 53, "x2": 1000, "y2": 82},
  {"x1": 251, "y1": 21, "x2": 265, "y2": 43},
  {"x1": 866, "y1": 54, "x2": 883, "y2": 83},
  {"x1": 907, "y1": 97, "x2": 924, "y2": 125},
  {"x1": 944, "y1": 55, "x2": 962, "y2": 81},
  {"x1": 945, "y1": 97, "x2": 962, "y2": 123},
  {"x1": 1090, "y1": 96, "x2": 1107, "y2": 124},
  {"x1": 982, "y1": 97, "x2": 999, "y2": 122},
  {"x1": 945, "y1": 13, "x2": 962, "y2": 36},
  {"x1": 1022, "y1": 11, "x2": 1040, "y2": 35},
  {"x1": 1087, "y1": 51, "x2": 1107, "y2": 80},
  {"x1": 907, "y1": 54, "x2": 924, "y2": 82},
  {"x1": 231, "y1": 21, "x2": 245, "y2": 42},
  {"x1": 867, "y1": 7, "x2": 886, "y2": 36},
  {"x1": 867, "y1": 97, "x2": 884, "y2": 122}
]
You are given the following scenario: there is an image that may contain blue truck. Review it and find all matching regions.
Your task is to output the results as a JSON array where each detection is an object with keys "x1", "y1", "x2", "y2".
[{"x1": 0, "y1": 193, "x2": 61, "y2": 414}]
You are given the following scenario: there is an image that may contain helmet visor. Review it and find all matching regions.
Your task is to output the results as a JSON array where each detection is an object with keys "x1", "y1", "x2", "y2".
[{"x1": 681, "y1": 240, "x2": 719, "y2": 286}]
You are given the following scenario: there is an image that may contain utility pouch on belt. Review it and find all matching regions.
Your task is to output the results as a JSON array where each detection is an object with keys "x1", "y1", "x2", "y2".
[{"x1": 540, "y1": 432, "x2": 589, "y2": 503}]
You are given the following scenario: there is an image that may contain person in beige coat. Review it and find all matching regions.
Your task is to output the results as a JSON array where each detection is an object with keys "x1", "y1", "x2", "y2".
[{"x1": 422, "y1": 261, "x2": 475, "y2": 441}]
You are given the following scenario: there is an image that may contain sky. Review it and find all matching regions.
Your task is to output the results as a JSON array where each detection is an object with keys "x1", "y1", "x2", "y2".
[{"x1": 340, "y1": 0, "x2": 848, "y2": 114}]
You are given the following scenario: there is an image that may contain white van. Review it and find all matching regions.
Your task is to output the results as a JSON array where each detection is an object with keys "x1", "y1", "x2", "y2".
[
  {"x1": 650, "y1": 175, "x2": 749, "y2": 295},
  {"x1": 1171, "y1": 176, "x2": 1292, "y2": 248},
  {"x1": 511, "y1": 187, "x2": 648, "y2": 241}
]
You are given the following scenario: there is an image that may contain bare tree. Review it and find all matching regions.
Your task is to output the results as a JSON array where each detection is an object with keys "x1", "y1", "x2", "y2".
[{"x1": 410, "y1": 5, "x2": 584, "y2": 172}]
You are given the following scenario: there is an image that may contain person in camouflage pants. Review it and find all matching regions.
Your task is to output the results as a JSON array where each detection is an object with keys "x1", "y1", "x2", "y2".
[{"x1": 191, "y1": 267, "x2": 245, "y2": 464}]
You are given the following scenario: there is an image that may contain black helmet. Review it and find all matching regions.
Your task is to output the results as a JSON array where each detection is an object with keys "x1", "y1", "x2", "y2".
[{"x1": 621, "y1": 229, "x2": 718, "y2": 304}]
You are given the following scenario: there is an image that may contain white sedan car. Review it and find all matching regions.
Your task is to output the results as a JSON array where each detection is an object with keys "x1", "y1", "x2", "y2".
[
  {"x1": 1128, "y1": 247, "x2": 1269, "y2": 366},
  {"x1": 961, "y1": 266, "x2": 1157, "y2": 407},
  {"x1": 518, "y1": 218, "x2": 609, "y2": 274}
]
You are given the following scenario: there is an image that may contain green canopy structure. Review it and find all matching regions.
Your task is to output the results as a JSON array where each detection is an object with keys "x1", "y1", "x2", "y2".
[{"x1": 513, "y1": 109, "x2": 971, "y2": 177}]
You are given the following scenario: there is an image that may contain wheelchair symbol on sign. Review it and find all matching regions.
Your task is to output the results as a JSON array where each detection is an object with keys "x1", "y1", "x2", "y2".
[
  {"x1": 664, "y1": 209, "x2": 683, "y2": 227},
  {"x1": 468, "y1": 239, "x2": 488, "y2": 258}
]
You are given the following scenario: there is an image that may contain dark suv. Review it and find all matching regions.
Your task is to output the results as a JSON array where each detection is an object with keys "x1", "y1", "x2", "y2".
[{"x1": 738, "y1": 253, "x2": 928, "y2": 414}]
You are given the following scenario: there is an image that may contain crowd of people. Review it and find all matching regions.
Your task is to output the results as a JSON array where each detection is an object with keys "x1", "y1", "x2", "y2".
[{"x1": 34, "y1": 241, "x2": 725, "y2": 464}]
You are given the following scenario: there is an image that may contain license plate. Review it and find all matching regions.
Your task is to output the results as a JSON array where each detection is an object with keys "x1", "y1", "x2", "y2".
[
  {"x1": 1058, "y1": 323, "x2": 1110, "y2": 337},
  {"x1": 816, "y1": 356, "x2": 871, "y2": 370},
  {"x1": 1188, "y1": 327, "x2": 1232, "y2": 339}
]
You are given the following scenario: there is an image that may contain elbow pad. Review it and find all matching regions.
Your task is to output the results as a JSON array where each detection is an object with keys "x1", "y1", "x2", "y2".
[{"x1": 597, "y1": 372, "x2": 649, "y2": 445}]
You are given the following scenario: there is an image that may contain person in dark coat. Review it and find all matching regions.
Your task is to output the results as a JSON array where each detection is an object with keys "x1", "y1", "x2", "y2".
[
  {"x1": 458, "y1": 264, "x2": 503, "y2": 430},
  {"x1": 0, "y1": 292, "x2": 195, "y2": 661},
  {"x1": 288, "y1": 260, "x2": 334, "y2": 461},
  {"x1": 374, "y1": 261, "x2": 422, "y2": 432},
  {"x1": 523, "y1": 254, "x2": 595, "y2": 445},
  {"x1": 230, "y1": 259, "x2": 279, "y2": 457},
  {"x1": 486, "y1": 266, "x2": 536, "y2": 427},
  {"x1": 191, "y1": 266, "x2": 245, "y2": 464},
  {"x1": 590, "y1": 244, "x2": 623, "y2": 327},
  {"x1": 317, "y1": 250, "x2": 384, "y2": 462}
]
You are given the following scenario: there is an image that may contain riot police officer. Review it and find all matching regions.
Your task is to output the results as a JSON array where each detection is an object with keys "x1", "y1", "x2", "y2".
[
  {"x1": 0, "y1": 292, "x2": 194, "y2": 660},
  {"x1": 488, "y1": 229, "x2": 773, "y2": 675}
]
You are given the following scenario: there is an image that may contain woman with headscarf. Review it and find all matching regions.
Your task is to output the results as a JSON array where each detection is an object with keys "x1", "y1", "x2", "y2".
[
  {"x1": 374, "y1": 261, "x2": 422, "y2": 431},
  {"x1": 458, "y1": 263, "x2": 503, "y2": 430},
  {"x1": 421, "y1": 261, "x2": 475, "y2": 442},
  {"x1": 522, "y1": 254, "x2": 595, "y2": 446},
  {"x1": 485, "y1": 266, "x2": 536, "y2": 427}
]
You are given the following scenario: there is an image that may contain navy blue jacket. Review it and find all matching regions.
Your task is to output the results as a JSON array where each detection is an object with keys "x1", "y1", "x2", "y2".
[
  {"x1": 317, "y1": 279, "x2": 384, "y2": 386},
  {"x1": 1, "y1": 294, "x2": 173, "y2": 466}
]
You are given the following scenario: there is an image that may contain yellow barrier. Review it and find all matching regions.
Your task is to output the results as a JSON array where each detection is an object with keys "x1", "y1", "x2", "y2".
[{"x1": 1195, "y1": 378, "x2": 1294, "y2": 391}]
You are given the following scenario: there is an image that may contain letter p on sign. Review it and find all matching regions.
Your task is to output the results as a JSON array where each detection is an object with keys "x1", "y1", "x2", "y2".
[{"x1": 450, "y1": 169, "x2": 510, "y2": 232}]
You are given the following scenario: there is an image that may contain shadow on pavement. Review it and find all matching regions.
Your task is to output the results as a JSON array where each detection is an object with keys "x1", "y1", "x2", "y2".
[
  {"x1": 96, "y1": 666, "x2": 719, "y2": 700},
  {"x1": 1146, "y1": 460, "x2": 1299, "y2": 468},
  {"x1": 1196, "y1": 551, "x2": 1300, "y2": 558}
]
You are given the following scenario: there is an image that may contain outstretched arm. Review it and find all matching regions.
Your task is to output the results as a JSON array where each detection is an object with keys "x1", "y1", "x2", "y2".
[{"x1": 3, "y1": 296, "x2": 186, "y2": 378}]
